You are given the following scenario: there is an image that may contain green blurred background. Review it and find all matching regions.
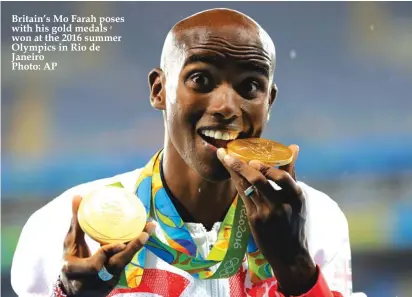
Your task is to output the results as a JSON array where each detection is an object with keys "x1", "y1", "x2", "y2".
[{"x1": 2, "y1": 2, "x2": 412, "y2": 296}]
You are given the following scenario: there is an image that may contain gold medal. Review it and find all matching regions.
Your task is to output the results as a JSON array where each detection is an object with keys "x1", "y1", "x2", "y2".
[
  {"x1": 78, "y1": 186, "x2": 147, "y2": 244},
  {"x1": 227, "y1": 138, "x2": 293, "y2": 166}
]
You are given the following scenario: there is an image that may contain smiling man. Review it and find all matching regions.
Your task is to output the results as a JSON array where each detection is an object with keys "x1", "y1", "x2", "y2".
[{"x1": 11, "y1": 8, "x2": 353, "y2": 297}]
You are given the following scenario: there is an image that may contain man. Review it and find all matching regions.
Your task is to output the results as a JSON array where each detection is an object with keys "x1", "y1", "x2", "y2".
[{"x1": 11, "y1": 8, "x2": 354, "y2": 297}]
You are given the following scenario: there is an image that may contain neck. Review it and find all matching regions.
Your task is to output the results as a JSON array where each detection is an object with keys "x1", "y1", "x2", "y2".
[{"x1": 162, "y1": 143, "x2": 237, "y2": 230}]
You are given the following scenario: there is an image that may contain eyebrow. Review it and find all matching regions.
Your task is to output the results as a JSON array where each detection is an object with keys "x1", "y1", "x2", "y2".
[{"x1": 183, "y1": 53, "x2": 270, "y2": 78}]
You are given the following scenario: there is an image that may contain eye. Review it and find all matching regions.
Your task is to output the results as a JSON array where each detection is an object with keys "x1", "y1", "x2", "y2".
[
  {"x1": 186, "y1": 72, "x2": 214, "y2": 93},
  {"x1": 191, "y1": 73, "x2": 209, "y2": 85},
  {"x1": 239, "y1": 79, "x2": 263, "y2": 99},
  {"x1": 246, "y1": 81, "x2": 258, "y2": 93}
]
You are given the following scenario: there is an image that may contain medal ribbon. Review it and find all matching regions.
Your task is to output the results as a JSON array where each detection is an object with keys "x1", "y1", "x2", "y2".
[{"x1": 115, "y1": 151, "x2": 273, "y2": 288}]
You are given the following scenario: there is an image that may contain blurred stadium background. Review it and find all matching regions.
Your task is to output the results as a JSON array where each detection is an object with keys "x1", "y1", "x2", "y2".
[{"x1": 1, "y1": 2, "x2": 412, "y2": 296}]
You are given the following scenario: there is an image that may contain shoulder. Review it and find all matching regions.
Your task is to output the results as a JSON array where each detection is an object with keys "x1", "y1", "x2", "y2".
[
  {"x1": 298, "y1": 182, "x2": 349, "y2": 264},
  {"x1": 298, "y1": 181, "x2": 347, "y2": 230}
]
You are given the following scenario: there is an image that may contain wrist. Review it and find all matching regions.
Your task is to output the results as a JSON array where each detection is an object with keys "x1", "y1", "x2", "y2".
[
  {"x1": 58, "y1": 273, "x2": 116, "y2": 297},
  {"x1": 269, "y1": 251, "x2": 317, "y2": 296}
]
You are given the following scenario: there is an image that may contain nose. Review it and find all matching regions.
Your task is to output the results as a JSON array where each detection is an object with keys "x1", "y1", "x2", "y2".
[{"x1": 208, "y1": 85, "x2": 241, "y2": 122}]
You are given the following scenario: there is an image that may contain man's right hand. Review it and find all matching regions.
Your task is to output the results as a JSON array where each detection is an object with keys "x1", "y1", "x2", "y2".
[{"x1": 61, "y1": 195, "x2": 156, "y2": 297}]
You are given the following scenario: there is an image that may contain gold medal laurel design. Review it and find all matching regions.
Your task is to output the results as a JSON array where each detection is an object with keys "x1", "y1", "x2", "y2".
[
  {"x1": 227, "y1": 138, "x2": 293, "y2": 167},
  {"x1": 78, "y1": 186, "x2": 147, "y2": 244}
]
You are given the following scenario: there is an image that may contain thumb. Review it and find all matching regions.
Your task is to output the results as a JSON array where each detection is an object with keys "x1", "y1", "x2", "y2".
[
  {"x1": 288, "y1": 144, "x2": 300, "y2": 165},
  {"x1": 71, "y1": 195, "x2": 86, "y2": 242},
  {"x1": 279, "y1": 144, "x2": 299, "y2": 180}
]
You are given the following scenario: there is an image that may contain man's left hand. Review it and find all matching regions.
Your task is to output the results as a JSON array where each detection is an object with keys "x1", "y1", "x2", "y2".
[{"x1": 217, "y1": 145, "x2": 317, "y2": 295}]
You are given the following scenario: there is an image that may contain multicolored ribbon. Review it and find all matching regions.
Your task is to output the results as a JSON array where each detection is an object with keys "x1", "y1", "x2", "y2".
[{"x1": 116, "y1": 151, "x2": 273, "y2": 288}]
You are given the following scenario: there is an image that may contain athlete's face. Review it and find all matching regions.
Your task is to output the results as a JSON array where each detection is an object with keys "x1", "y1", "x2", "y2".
[{"x1": 150, "y1": 25, "x2": 277, "y2": 181}]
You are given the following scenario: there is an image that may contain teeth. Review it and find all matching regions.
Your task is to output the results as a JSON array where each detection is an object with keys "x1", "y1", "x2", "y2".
[
  {"x1": 214, "y1": 131, "x2": 223, "y2": 140},
  {"x1": 200, "y1": 129, "x2": 239, "y2": 140},
  {"x1": 230, "y1": 132, "x2": 238, "y2": 140}
]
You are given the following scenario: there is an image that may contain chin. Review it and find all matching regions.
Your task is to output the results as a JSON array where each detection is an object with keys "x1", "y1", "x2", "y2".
[{"x1": 196, "y1": 156, "x2": 231, "y2": 183}]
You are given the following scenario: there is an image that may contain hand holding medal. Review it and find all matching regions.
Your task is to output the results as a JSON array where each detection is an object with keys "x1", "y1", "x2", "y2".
[
  {"x1": 60, "y1": 190, "x2": 156, "y2": 297},
  {"x1": 217, "y1": 138, "x2": 317, "y2": 296}
]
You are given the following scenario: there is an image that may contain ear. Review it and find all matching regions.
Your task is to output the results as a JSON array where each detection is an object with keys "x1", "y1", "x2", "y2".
[
  {"x1": 269, "y1": 84, "x2": 277, "y2": 108},
  {"x1": 266, "y1": 84, "x2": 277, "y2": 121},
  {"x1": 148, "y1": 68, "x2": 166, "y2": 110}
]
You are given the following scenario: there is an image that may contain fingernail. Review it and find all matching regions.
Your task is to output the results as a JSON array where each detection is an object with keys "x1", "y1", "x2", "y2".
[
  {"x1": 223, "y1": 154, "x2": 235, "y2": 166},
  {"x1": 217, "y1": 148, "x2": 227, "y2": 160},
  {"x1": 146, "y1": 223, "x2": 157, "y2": 235},
  {"x1": 140, "y1": 233, "x2": 150, "y2": 245}
]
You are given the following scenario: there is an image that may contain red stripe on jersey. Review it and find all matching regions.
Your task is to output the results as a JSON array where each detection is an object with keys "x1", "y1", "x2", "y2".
[{"x1": 109, "y1": 269, "x2": 190, "y2": 297}]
